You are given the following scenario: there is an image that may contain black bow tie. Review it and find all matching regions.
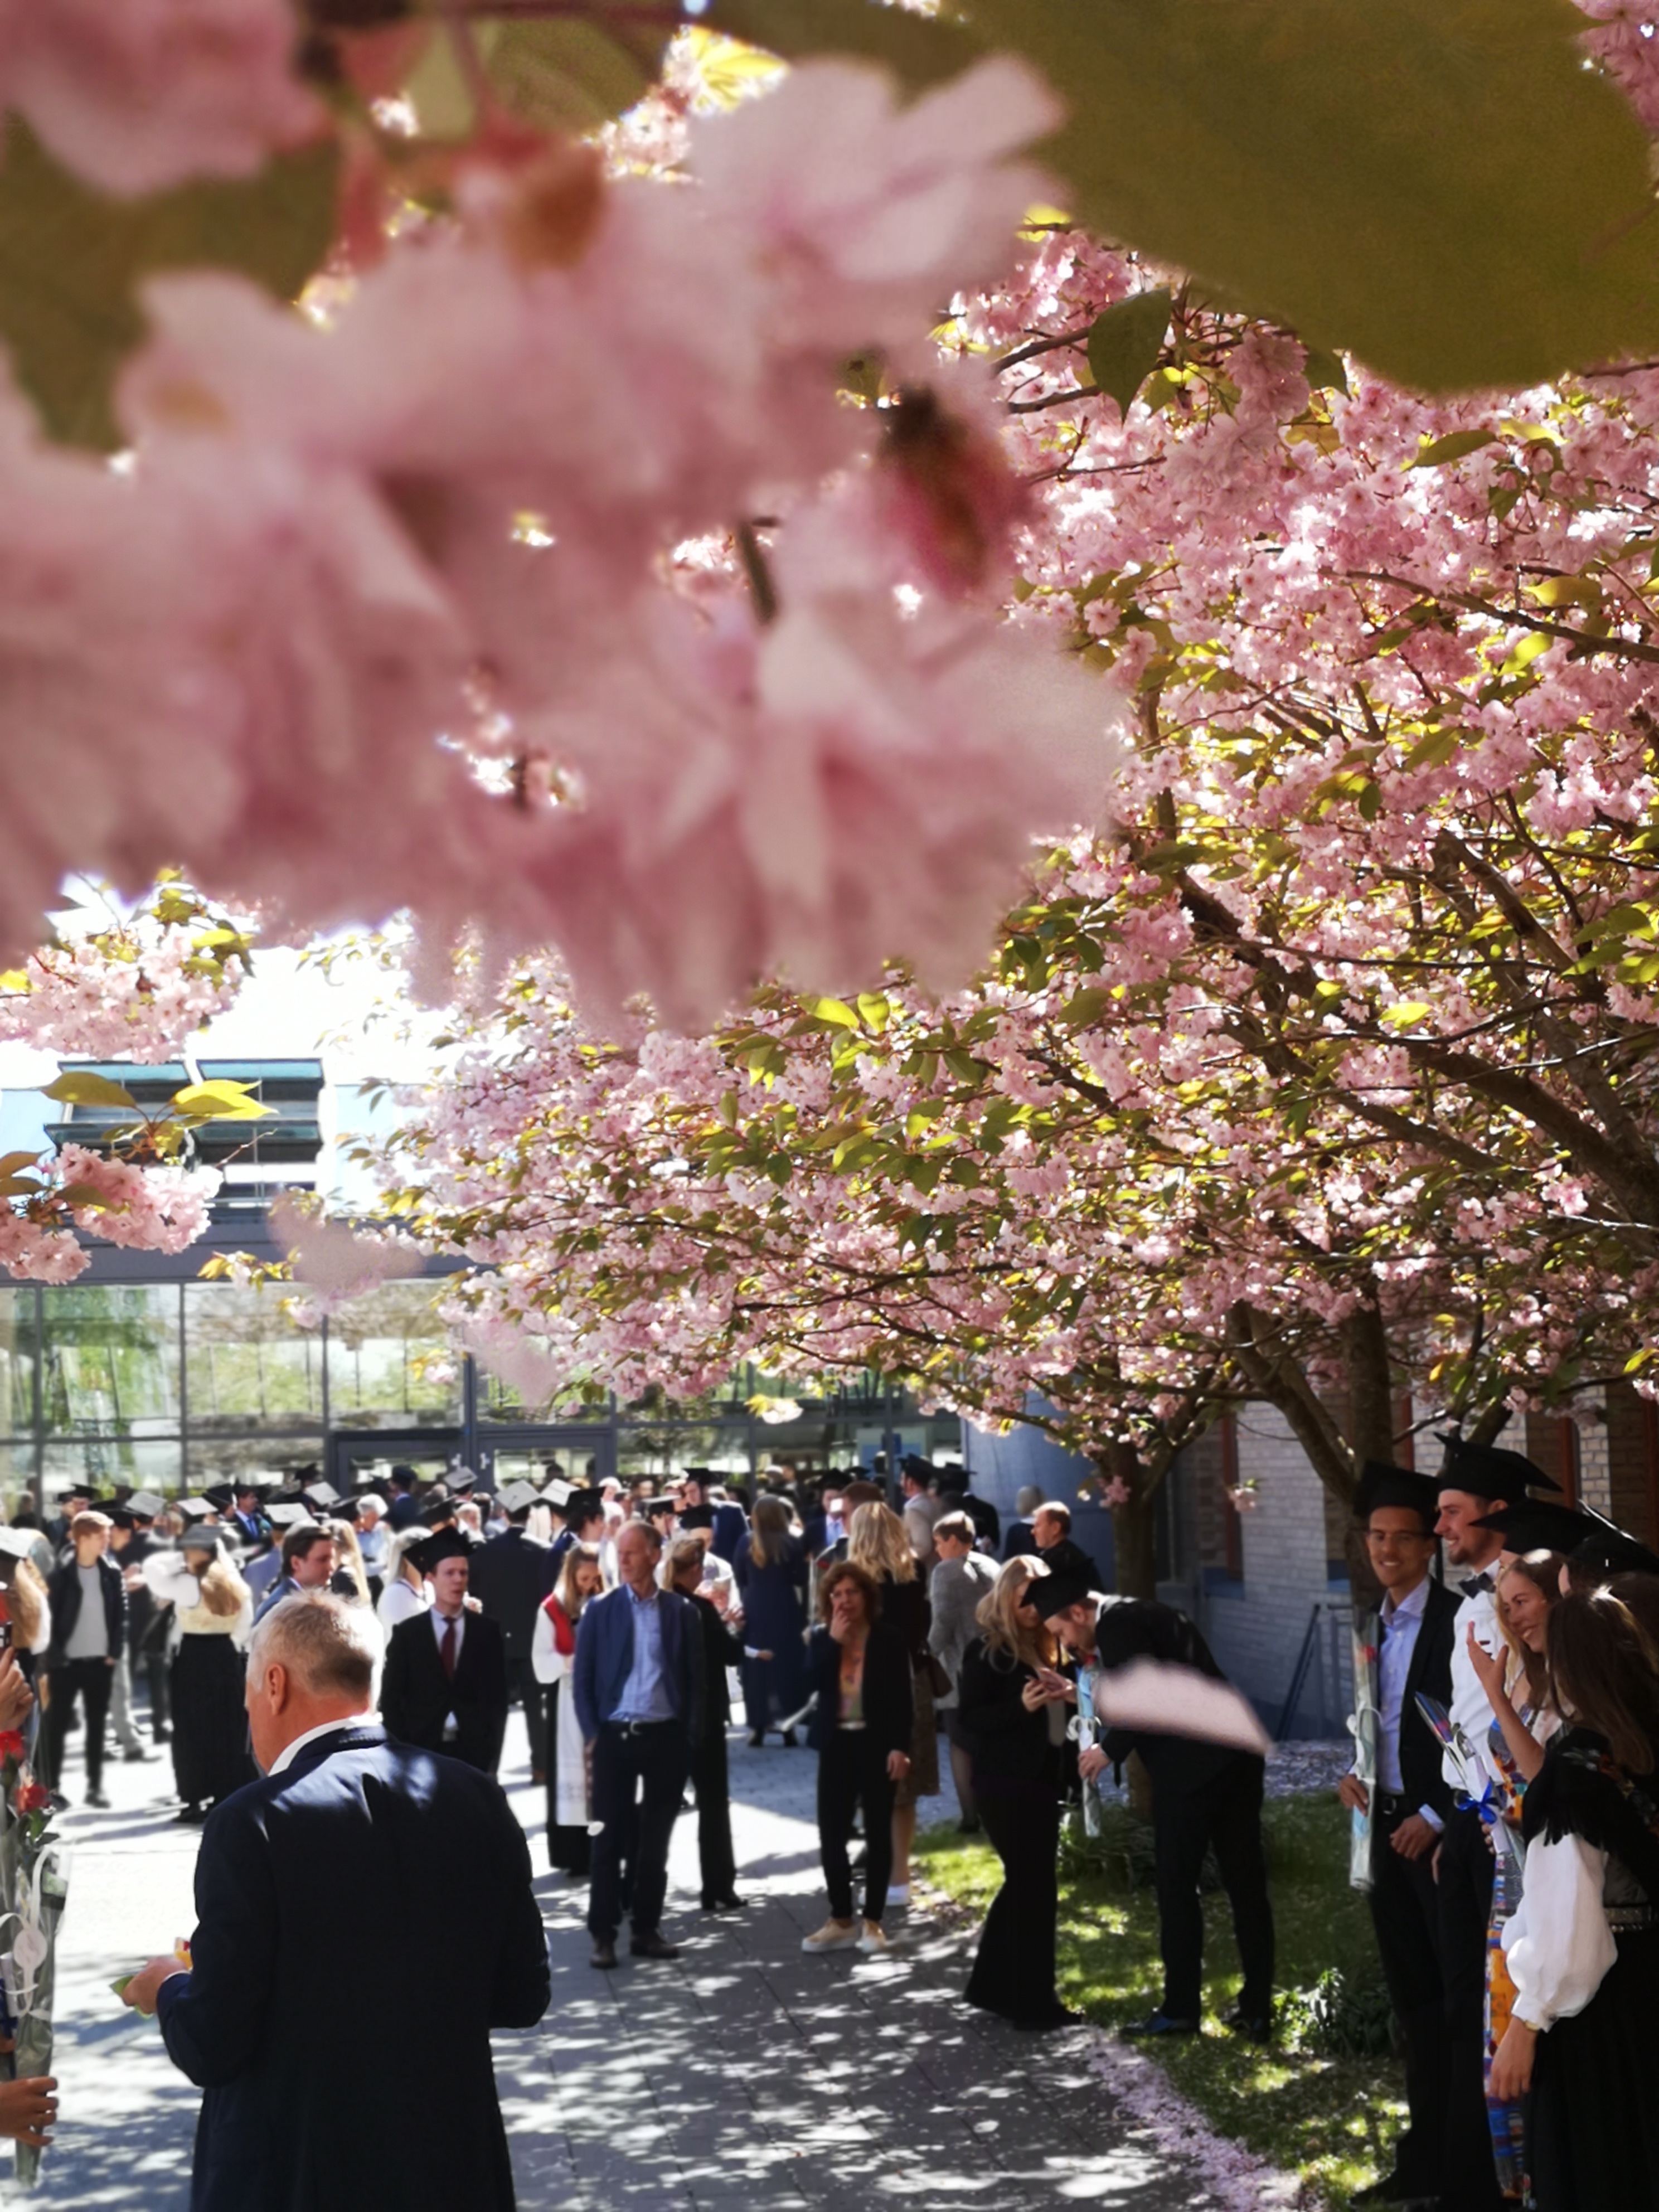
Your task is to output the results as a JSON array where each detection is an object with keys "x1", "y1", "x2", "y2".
[{"x1": 1460, "y1": 1573, "x2": 1495, "y2": 1598}]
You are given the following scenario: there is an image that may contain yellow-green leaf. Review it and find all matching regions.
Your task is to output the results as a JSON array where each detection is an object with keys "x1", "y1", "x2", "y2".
[
  {"x1": 811, "y1": 997, "x2": 860, "y2": 1030},
  {"x1": 41, "y1": 1071, "x2": 136, "y2": 1109},
  {"x1": 482, "y1": 15, "x2": 673, "y2": 134},
  {"x1": 1409, "y1": 429, "x2": 1498, "y2": 469},
  {"x1": 169, "y1": 1080, "x2": 273, "y2": 1121},
  {"x1": 1380, "y1": 1001, "x2": 1432, "y2": 1028},
  {"x1": 1084, "y1": 287, "x2": 1171, "y2": 419}
]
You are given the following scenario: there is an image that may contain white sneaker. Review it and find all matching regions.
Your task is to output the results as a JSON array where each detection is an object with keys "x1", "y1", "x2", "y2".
[
  {"x1": 801, "y1": 1918, "x2": 860, "y2": 1954},
  {"x1": 857, "y1": 1921, "x2": 890, "y2": 1955},
  {"x1": 885, "y1": 1883, "x2": 910, "y2": 1907}
]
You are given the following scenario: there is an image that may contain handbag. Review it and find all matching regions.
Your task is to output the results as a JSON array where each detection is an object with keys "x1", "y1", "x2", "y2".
[{"x1": 925, "y1": 1651, "x2": 953, "y2": 1700}]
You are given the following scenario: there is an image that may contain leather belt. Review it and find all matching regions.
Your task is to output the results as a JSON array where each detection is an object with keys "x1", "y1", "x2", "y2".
[{"x1": 605, "y1": 1717, "x2": 677, "y2": 1735}]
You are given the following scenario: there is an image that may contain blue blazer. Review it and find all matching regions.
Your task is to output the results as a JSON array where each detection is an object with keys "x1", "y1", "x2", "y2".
[
  {"x1": 572, "y1": 1583, "x2": 700, "y2": 1742},
  {"x1": 156, "y1": 1725, "x2": 548, "y2": 2212}
]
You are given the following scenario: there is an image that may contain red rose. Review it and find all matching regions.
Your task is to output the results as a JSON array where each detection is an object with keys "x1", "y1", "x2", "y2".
[
  {"x1": 13, "y1": 1783, "x2": 51, "y2": 1815},
  {"x1": 0, "y1": 1733, "x2": 25, "y2": 1763}
]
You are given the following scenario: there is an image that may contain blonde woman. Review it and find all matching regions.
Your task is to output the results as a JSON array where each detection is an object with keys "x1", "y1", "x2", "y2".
[
  {"x1": 733, "y1": 1496, "x2": 809, "y2": 1747},
  {"x1": 533, "y1": 1541, "x2": 604, "y2": 1874},
  {"x1": 327, "y1": 1519, "x2": 372, "y2": 1609},
  {"x1": 143, "y1": 1529, "x2": 255, "y2": 1823},
  {"x1": 848, "y1": 1501, "x2": 939, "y2": 1904},
  {"x1": 955, "y1": 1556, "x2": 1077, "y2": 2029},
  {"x1": 377, "y1": 1525, "x2": 430, "y2": 1633}
]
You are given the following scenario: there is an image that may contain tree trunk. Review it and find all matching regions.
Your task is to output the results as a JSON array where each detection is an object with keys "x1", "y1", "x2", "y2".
[{"x1": 1110, "y1": 1483, "x2": 1158, "y2": 1598}]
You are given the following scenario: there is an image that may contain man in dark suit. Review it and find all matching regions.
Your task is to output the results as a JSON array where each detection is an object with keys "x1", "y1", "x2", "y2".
[
  {"x1": 467, "y1": 1483, "x2": 556, "y2": 1778},
  {"x1": 1337, "y1": 1463, "x2": 1459, "y2": 2210},
  {"x1": 573, "y1": 1520, "x2": 700, "y2": 1968},
  {"x1": 1036, "y1": 1574, "x2": 1274, "y2": 2041},
  {"x1": 386, "y1": 1464, "x2": 423, "y2": 1532},
  {"x1": 382, "y1": 1532, "x2": 510, "y2": 1774},
  {"x1": 121, "y1": 1594, "x2": 548, "y2": 2211},
  {"x1": 38, "y1": 1510, "x2": 127, "y2": 1807},
  {"x1": 551, "y1": 1489, "x2": 606, "y2": 1566},
  {"x1": 1030, "y1": 1500, "x2": 1106, "y2": 1590}
]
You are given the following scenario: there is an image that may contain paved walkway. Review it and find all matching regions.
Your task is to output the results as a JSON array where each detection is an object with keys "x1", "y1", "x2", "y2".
[{"x1": 21, "y1": 1711, "x2": 1229, "y2": 2209}]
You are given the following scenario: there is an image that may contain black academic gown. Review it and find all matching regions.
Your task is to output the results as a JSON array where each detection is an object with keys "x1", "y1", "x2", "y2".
[
  {"x1": 382, "y1": 1610, "x2": 510, "y2": 1773},
  {"x1": 156, "y1": 1724, "x2": 549, "y2": 2212}
]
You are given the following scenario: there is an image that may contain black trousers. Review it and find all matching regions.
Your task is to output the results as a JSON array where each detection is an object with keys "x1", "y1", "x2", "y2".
[
  {"x1": 1368, "y1": 1798, "x2": 1449, "y2": 2193},
  {"x1": 588, "y1": 1719, "x2": 688, "y2": 1942},
  {"x1": 818, "y1": 1730, "x2": 895, "y2": 1924},
  {"x1": 965, "y1": 1777, "x2": 1061, "y2": 2024},
  {"x1": 1434, "y1": 1806, "x2": 1505, "y2": 2211},
  {"x1": 507, "y1": 1656, "x2": 546, "y2": 1773},
  {"x1": 39, "y1": 1657, "x2": 113, "y2": 1792},
  {"x1": 1153, "y1": 1755, "x2": 1274, "y2": 2021},
  {"x1": 693, "y1": 1729, "x2": 738, "y2": 1902}
]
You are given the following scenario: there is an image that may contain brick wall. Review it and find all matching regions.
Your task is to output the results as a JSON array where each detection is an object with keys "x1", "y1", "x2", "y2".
[{"x1": 1606, "y1": 1379, "x2": 1659, "y2": 1545}]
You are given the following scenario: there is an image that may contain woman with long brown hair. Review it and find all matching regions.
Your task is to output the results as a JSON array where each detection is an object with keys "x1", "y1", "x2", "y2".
[
  {"x1": 1490, "y1": 1585, "x2": 1659, "y2": 2203},
  {"x1": 955, "y1": 1557, "x2": 1078, "y2": 2030},
  {"x1": 733, "y1": 1495, "x2": 809, "y2": 1748},
  {"x1": 800, "y1": 1560, "x2": 911, "y2": 1957},
  {"x1": 848, "y1": 1501, "x2": 938, "y2": 1904},
  {"x1": 143, "y1": 1527, "x2": 255, "y2": 1823}
]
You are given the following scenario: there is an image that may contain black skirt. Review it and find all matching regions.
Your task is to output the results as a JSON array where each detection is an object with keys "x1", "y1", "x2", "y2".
[
  {"x1": 1527, "y1": 1925, "x2": 1659, "y2": 2210},
  {"x1": 170, "y1": 1634, "x2": 256, "y2": 1808}
]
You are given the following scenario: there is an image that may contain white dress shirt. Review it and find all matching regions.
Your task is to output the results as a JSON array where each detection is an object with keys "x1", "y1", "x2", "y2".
[
  {"x1": 1375, "y1": 1574, "x2": 1433, "y2": 1816},
  {"x1": 269, "y1": 1713, "x2": 379, "y2": 1777},
  {"x1": 1445, "y1": 1573, "x2": 1503, "y2": 1797}
]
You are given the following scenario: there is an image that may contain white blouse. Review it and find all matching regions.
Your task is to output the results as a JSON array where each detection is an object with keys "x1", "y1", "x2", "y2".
[
  {"x1": 531, "y1": 1605, "x2": 570, "y2": 1687},
  {"x1": 376, "y1": 1578, "x2": 428, "y2": 1633},
  {"x1": 1502, "y1": 1831, "x2": 1619, "y2": 2031}
]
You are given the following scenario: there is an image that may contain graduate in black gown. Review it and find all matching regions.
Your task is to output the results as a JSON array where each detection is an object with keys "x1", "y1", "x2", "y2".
[
  {"x1": 1491, "y1": 1584, "x2": 1659, "y2": 2208},
  {"x1": 957, "y1": 1555, "x2": 1078, "y2": 2030}
]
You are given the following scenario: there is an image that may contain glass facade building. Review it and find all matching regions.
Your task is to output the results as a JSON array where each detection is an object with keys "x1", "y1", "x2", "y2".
[{"x1": 0, "y1": 1276, "x2": 961, "y2": 1512}]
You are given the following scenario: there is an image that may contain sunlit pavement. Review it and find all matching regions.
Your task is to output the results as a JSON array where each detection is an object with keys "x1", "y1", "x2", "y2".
[{"x1": 25, "y1": 1706, "x2": 1224, "y2": 2209}]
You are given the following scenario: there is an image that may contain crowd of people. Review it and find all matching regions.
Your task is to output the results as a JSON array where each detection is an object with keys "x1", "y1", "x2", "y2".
[{"x1": 4, "y1": 1435, "x2": 1655, "y2": 2211}]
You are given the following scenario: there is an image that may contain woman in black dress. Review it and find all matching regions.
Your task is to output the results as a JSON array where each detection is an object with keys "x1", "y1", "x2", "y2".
[
  {"x1": 957, "y1": 1555, "x2": 1078, "y2": 2030},
  {"x1": 1491, "y1": 1584, "x2": 1659, "y2": 2204},
  {"x1": 143, "y1": 1529, "x2": 256, "y2": 1823},
  {"x1": 847, "y1": 1502, "x2": 937, "y2": 1906}
]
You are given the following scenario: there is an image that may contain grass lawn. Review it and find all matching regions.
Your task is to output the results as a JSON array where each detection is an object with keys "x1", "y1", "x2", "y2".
[{"x1": 917, "y1": 1792, "x2": 1406, "y2": 2210}]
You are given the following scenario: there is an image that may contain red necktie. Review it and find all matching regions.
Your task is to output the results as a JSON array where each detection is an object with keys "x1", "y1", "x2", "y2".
[{"x1": 440, "y1": 1617, "x2": 458, "y2": 1681}]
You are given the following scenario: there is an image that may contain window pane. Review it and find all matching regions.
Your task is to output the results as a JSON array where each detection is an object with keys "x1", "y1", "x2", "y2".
[
  {"x1": 327, "y1": 1282, "x2": 461, "y2": 1427},
  {"x1": 42, "y1": 1437, "x2": 183, "y2": 1508},
  {"x1": 183, "y1": 1437, "x2": 327, "y2": 1489},
  {"x1": 184, "y1": 1284, "x2": 324, "y2": 1433},
  {"x1": 40, "y1": 1285, "x2": 181, "y2": 1434},
  {"x1": 0, "y1": 1437, "x2": 38, "y2": 1516},
  {"x1": 0, "y1": 1287, "x2": 35, "y2": 1439}
]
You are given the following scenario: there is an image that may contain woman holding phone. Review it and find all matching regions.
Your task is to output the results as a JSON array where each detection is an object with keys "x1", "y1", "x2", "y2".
[{"x1": 955, "y1": 1556, "x2": 1079, "y2": 2030}]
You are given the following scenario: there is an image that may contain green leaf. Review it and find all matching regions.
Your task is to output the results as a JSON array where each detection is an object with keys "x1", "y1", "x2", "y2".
[
  {"x1": 55, "y1": 1182, "x2": 116, "y2": 1210},
  {"x1": 1402, "y1": 727, "x2": 1462, "y2": 772},
  {"x1": 0, "y1": 1175, "x2": 42, "y2": 1199},
  {"x1": 1300, "y1": 344, "x2": 1348, "y2": 395},
  {"x1": 855, "y1": 991, "x2": 891, "y2": 1032},
  {"x1": 482, "y1": 16, "x2": 673, "y2": 134},
  {"x1": 1084, "y1": 287, "x2": 1171, "y2": 419},
  {"x1": 702, "y1": 0, "x2": 978, "y2": 89},
  {"x1": 1409, "y1": 429, "x2": 1498, "y2": 469},
  {"x1": 1380, "y1": 1001, "x2": 1432, "y2": 1028},
  {"x1": 169, "y1": 1080, "x2": 274, "y2": 1122},
  {"x1": 0, "y1": 1151, "x2": 40, "y2": 1177},
  {"x1": 0, "y1": 123, "x2": 339, "y2": 450},
  {"x1": 41, "y1": 1071, "x2": 135, "y2": 1109},
  {"x1": 809, "y1": 997, "x2": 860, "y2": 1030},
  {"x1": 962, "y1": 0, "x2": 1659, "y2": 393}
]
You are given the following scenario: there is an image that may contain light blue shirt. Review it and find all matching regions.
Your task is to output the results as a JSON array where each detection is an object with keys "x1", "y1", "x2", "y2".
[
  {"x1": 613, "y1": 1585, "x2": 673, "y2": 1721},
  {"x1": 1377, "y1": 1574, "x2": 1432, "y2": 1812}
]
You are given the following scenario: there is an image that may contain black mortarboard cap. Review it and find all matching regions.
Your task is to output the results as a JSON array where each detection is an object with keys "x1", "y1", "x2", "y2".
[
  {"x1": 1354, "y1": 1461, "x2": 1440, "y2": 1532},
  {"x1": 1027, "y1": 1572, "x2": 1095, "y2": 1619},
  {"x1": 1571, "y1": 1503, "x2": 1659, "y2": 1580},
  {"x1": 679, "y1": 1503, "x2": 715, "y2": 1532},
  {"x1": 202, "y1": 1484, "x2": 236, "y2": 1513},
  {"x1": 415, "y1": 1529, "x2": 472, "y2": 1576},
  {"x1": 1472, "y1": 1498, "x2": 1592, "y2": 1556},
  {"x1": 1437, "y1": 1433, "x2": 1560, "y2": 1499}
]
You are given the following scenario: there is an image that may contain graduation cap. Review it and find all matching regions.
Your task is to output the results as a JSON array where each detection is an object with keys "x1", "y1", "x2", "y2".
[
  {"x1": 1572, "y1": 1503, "x2": 1659, "y2": 1580},
  {"x1": 1472, "y1": 1498, "x2": 1592, "y2": 1557},
  {"x1": 1437, "y1": 1434, "x2": 1560, "y2": 1499},
  {"x1": 231, "y1": 1474, "x2": 269, "y2": 1496},
  {"x1": 679, "y1": 1503, "x2": 715, "y2": 1532},
  {"x1": 415, "y1": 1528, "x2": 472, "y2": 1576},
  {"x1": 1354, "y1": 1461, "x2": 1441, "y2": 1534},
  {"x1": 1027, "y1": 1572, "x2": 1095, "y2": 1619},
  {"x1": 499, "y1": 1481, "x2": 541, "y2": 1516},
  {"x1": 202, "y1": 1484, "x2": 236, "y2": 1514},
  {"x1": 127, "y1": 1492, "x2": 167, "y2": 1520},
  {"x1": 267, "y1": 1503, "x2": 311, "y2": 1529},
  {"x1": 0, "y1": 1528, "x2": 42, "y2": 1562},
  {"x1": 178, "y1": 1524, "x2": 226, "y2": 1554},
  {"x1": 180, "y1": 1497, "x2": 220, "y2": 1521},
  {"x1": 300, "y1": 1479, "x2": 341, "y2": 1510},
  {"x1": 543, "y1": 1479, "x2": 573, "y2": 1509}
]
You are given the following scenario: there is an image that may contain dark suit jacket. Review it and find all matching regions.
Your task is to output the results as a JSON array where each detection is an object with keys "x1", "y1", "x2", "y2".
[
  {"x1": 957, "y1": 1636, "x2": 1064, "y2": 1787},
  {"x1": 156, "y1": 1725, "x2": 548, "y2": 2212},
  {"x1": 1090, "y1": 1595, "x2": 1253, "y2": 1794},
  {"x1": 42, "y1": 1553, "x2": 125, "y2": 1668},
  {"x1": 1386, "y1": 1575, "x2": 1460, "y2": 1825},
  {"x1": 382, "y1": 1611, "x2": 509, "y2": 1774},
  {"x1": 386, "y1": 1493, "x2": 421, "y2": 1532},
  {"x1": 467, "y1": 1528, "x2": 556, "y2": 1662},
  {"x1": 571, "y1": 1583, "x2": 700, "y2": 1742},
  {"x1": 1036, "y1": 1535, "x2": 1105, "y2": 1590},
  {"x1": 709, "y1": 1502, "x2": 748, "y2": 1563},
  {"x1": 690, "y1": 1592, "x2": 746, "y2": 1743},
  {"x1": 804, "y1": 1622, "x2": 913, "y2": 1759}
]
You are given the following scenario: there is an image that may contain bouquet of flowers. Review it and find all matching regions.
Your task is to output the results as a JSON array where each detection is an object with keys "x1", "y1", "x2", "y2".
[{"x1": 0, "y1": 1726, "x2": 69, "y2": 2191}]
